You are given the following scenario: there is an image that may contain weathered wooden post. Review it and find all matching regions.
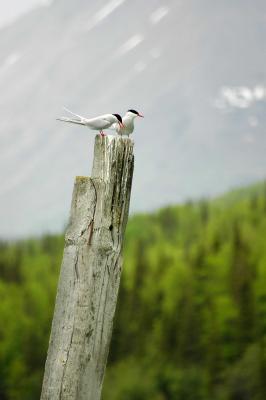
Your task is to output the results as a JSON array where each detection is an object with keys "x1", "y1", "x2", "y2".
[{"x1": 40, "y1": 135, "x2": 134, "y2": 400}]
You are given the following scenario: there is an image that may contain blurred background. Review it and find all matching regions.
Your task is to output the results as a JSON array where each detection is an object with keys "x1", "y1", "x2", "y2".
[{"x1": 0, "y1": 0, "x2": 266, "y2": 399}]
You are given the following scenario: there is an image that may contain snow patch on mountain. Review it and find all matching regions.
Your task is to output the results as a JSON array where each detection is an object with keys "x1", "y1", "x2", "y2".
[
  {"x1": 0, "y1": 52, "x2": 21, "y2": 74},
  {"x1": 117, "y1": 34, "x2": 143, "y2": 55},
  {"x1": 150, "y1": 6, "x2": 169, "y2": 24},
  {"x1": 88, "y1": 0, "x2": 126, "y2": 30},
  {"x1": 214, "y1": 85, "x2": 266, "y2": 110}
]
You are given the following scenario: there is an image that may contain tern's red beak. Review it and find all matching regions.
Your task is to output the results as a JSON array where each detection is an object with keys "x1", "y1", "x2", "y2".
[{"x1": 138, "y1": 113, "x2": 144, "y2": 118}]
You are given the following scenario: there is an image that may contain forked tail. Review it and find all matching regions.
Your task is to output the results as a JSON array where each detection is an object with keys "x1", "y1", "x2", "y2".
[
  {"x1": 57, "y1": 107, "x2": 87, "y2": 126},
  {"x1": 56, "y1": 117, "x2": 85, "y2": 126}
]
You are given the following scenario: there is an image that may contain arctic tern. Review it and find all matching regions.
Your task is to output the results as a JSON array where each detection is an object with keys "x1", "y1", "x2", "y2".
[
  {"x1": 57, "y1": 108, "x2": 124, "y2": 136},
  {"x1": 113, "y1": 109, "x2": 144, "y2": 136}
]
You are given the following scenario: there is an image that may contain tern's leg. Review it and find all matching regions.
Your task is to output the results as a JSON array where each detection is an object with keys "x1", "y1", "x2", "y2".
[{"x1": 100, "y1": 130, "x2": 106, "y2": 137}]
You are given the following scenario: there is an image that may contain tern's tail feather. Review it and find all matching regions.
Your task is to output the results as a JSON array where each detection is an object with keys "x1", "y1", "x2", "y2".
[
  {"x1": 63, "y1": 107, "x2": 85, "y2": 120},
  {"x1": 56, "y1": 117, "x2": 85, "y2": 126}
]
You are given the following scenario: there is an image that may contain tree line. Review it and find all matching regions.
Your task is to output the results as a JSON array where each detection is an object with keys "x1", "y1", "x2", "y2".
[{"x1": 0, "y1": 182, "x2": 266, "y2": 399}]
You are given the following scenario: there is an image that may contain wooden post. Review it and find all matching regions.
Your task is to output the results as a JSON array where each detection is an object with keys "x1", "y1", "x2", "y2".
[{"x1": 40, "y1": 135, "x2": 134, "y2": 400}]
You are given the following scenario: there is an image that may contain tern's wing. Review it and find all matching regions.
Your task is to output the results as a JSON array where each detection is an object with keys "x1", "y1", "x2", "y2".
[
  {"x1": 110, "y1": 122, "x2": 121, "y2": 133},
  {"x1": 85, "y1": 114, "x2": 113, "y2": 130},
  {"x1": 110, "y1": 122, "x2": 119, "y2": 130}
]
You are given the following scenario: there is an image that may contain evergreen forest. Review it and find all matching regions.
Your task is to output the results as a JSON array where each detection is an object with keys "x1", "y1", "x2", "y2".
[{"x1": 1, "y1": 182, "x2": 266, "y2": 399}]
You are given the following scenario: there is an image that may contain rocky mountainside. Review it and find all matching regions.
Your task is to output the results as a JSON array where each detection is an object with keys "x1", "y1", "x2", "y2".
[{"x1": 0, "y1": 0, "x2": 265, "y2": 237}]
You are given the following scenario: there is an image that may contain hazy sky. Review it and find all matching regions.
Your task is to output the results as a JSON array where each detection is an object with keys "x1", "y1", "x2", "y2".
[{"x1": 0, "y1": 0, "x2": 43, "y2": 27}]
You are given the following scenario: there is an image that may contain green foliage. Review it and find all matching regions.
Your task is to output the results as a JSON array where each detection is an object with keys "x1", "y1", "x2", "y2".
[
  {"x1": 1, "y1": 182, "x2": 266, "y2": 399},
  {"x1": 0, "y1": 236, "x2": 63, "y2": 400}
]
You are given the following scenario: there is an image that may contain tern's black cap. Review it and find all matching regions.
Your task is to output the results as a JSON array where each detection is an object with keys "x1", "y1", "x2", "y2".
[
  {"x1": 128, "y1": 109, "x2": 139, "y2": 115},
  {"x1": 112, "y1": 114, "x2": 122, "y2": 123}
]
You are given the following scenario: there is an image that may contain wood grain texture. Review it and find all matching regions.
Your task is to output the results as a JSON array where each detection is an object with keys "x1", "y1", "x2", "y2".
[{"x1": 41, "y1": 135, "x2": 134, "y2": 400}]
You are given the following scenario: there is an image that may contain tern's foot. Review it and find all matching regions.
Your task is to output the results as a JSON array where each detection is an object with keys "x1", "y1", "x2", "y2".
[{"x1": 100, "y1": 131, "x2": 106, "y2": 137}]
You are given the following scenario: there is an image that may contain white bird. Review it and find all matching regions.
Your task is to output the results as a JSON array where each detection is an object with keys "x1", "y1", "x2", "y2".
[
  {"x1": 57, "y1": 107, "x2": 124, "y2": 136},
  {"x1": 112, "y1": 109, "x2": 144, "y2": 137}
]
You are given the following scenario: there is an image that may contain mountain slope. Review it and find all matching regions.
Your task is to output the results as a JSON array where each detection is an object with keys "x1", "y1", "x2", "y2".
[{"x1": 0, "y1": 0, "x2": 266, "y2": 237}]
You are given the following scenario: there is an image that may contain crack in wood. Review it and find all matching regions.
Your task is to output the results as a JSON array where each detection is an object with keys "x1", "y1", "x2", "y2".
[
  {"x1": 59, "y1": 325, "x2": 75, "y2": 399},
  {"x1": 74, "y1": 253, "x2": 79, "y2": 281},
  {"x1": 88, "y1": 179, "x2": 98, "y2": 246}
]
